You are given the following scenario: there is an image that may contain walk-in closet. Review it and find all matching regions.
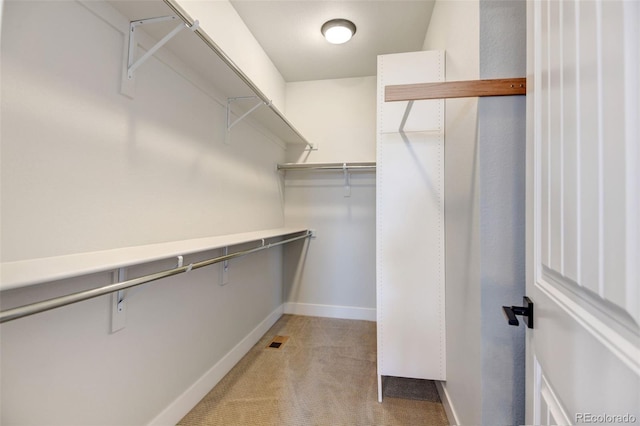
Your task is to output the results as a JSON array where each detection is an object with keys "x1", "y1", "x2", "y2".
[
  {"x1": 2, "y1": 0, "x2": 638, "y2": 425},
  {"x1": 0, "y1": 0, "x2": 526, "y2": 423}
]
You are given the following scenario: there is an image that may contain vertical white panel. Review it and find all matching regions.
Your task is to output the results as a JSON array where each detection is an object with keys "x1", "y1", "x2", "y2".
[
  {"x1": 537, "y1": 0, "x2": 636, "y2": 321},
  {"x1": 561, "y1": 0, "x2": 579, "y2": 283},
  {"x1": 548, "y1": 0, "x2": 563, "y2": 273},
  {"x1": 577, "y1": 1, "x2": 600, "y2": 294},
  {"x1": 377, "y1": 51, "x2": 445, "y2": 382},
  {"x1": 540, "y1": 0, "x2": 550, "y2": 268},
  {"x1": 623, "y1": 0, "x2": 639, "y2": 323},
  {"x1": 600, "y1": 0, "x2": 627, "y2": 308}
]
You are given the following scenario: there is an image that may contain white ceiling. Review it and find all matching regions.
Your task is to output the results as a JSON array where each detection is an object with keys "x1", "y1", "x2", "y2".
[{"x1": 229, "y1": 1, "x2": 436, "y2": 82}]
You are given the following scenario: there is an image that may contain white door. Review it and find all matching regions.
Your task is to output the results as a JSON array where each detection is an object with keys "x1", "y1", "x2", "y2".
[{"x1": 526, "y1": 0, "x2": 639, "y2": 424}]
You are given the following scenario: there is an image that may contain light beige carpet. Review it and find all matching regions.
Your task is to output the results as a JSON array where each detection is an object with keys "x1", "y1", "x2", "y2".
[{"x1": 179, "y1": 315, "x2": 449, "y2": 426}]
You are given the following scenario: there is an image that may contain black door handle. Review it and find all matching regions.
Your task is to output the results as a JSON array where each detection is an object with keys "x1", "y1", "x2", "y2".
[{"x1": 502, "y1": 296, "x2": 534, "y2": 329}]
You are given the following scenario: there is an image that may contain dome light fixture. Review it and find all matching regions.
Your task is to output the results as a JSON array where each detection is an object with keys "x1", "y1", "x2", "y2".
[{"x1": 321, "y1": 19, "x2": 356, "y2": 44}]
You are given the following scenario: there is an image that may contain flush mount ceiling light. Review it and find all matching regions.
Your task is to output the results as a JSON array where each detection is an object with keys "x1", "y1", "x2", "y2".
[{"x1": 321, "y1": 19, "x2": 356, "y2": 44}]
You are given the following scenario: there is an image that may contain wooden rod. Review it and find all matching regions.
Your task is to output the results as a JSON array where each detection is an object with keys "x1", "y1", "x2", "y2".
[{"x1": 385, "y1": 78, "x2": 526, "y2": 102}]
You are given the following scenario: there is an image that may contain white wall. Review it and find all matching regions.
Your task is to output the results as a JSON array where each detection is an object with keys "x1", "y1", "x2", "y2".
[
  {"x1": 422, "y1": 1, "x2": 482, "y2": 424},
  {"x1": 0, "y1": 1, "x2": 290, "y2": 423},
  {"x1": 284, "y1": 77, "x2": 376, "y2": 163},
  {"x1": 423, "y1": 0, "x2": 526, "y2": 425},
  {"x1": 282, "y1": 77, "x2": 377, "y2": 320},
  {"x1": 1, "y1": 0, "x2": 286, "y2": 261}
]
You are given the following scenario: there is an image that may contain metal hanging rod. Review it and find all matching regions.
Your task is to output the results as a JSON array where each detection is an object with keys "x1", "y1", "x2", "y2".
[
  {"x1": 0, "y1": 231, "x2": 312, "y2": 324},
  {"x1": 161, "y1": 0, "x2": 314, "y2": 150},
  {"x1": 277, "y1": 162, "x2": 376, "y2": 172}
]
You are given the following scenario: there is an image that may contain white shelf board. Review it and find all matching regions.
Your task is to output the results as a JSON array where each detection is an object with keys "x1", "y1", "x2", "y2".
[
  {"x1": 106, "y1": 0, "x2": 311, "y2": 146},
  {"x1": 1, "y1": 228, "x2": 308, "y2": 291}
]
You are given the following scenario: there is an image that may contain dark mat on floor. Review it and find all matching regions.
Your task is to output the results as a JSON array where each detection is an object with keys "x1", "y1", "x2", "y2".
[{"x1": 382, "y1": 376, "x2": 442, "y2": 402}]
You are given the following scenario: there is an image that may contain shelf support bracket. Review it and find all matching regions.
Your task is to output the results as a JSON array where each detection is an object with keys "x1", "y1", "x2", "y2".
[
  {"x1": 225, "y1": 96, "x2": 271, "y2": 144},
  {"x1": 121, "y1": 15, "x2": 199, "y2": 97},
  {"x1": 343, "y1": 163, "x2": 351, "y2": 197},
  {"x1": 111, "y1": 267, "x2": 127, "y2": 333},
  {"x1": 220, "y1": 247, "x2": 230, "y2": 286},
  {"x1": 127, "y1": 16, "x2": 200, "y2": 80}
]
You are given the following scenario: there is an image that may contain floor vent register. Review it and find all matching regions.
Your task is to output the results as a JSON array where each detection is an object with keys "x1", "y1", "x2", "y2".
[{"x1": 266, "y1": 335, "x2": 289, "y2": 349}]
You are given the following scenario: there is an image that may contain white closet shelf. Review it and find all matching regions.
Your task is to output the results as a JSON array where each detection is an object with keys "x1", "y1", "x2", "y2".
[
  {"x1": 0, "y1": 227, "x2": 309, "y2": 291},
  {"x1": 106, "y1": 0, "x2": 313, "y2": 148}
]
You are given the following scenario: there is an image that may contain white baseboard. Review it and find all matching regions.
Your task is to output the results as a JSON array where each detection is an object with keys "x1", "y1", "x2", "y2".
[
  {"x1": 435, "y1": 381, "x2": 460, "y2": 426},
  {"x1": 283, "y1": 302, "x2": 376, "y2": 322},
  {"x1": 148, "y1": 305, "x2": 284, "y2": 426}
]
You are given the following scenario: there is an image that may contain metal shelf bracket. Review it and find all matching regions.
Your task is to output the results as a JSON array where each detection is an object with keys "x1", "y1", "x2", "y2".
[
  {"x1": 343, "y1": 163, "x2": 351, "y2": 197},
  {"x1": 225, "y1": 96, "x2": 271, "y2": 144},
  {"x1": 111, "y1": 267, "x2": 127, "y2": 333},
  {"x1": 126, "y1": 15, "x2": 200, "y2": 80},
  {"x1": 220, "y1": 247, "x2": 229, "y2": 286}
]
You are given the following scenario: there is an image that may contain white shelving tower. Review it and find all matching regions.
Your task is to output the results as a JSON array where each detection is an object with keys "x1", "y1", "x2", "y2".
[{"x1": 376, "y1": 50, "x2": 446, "y2": 401}]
